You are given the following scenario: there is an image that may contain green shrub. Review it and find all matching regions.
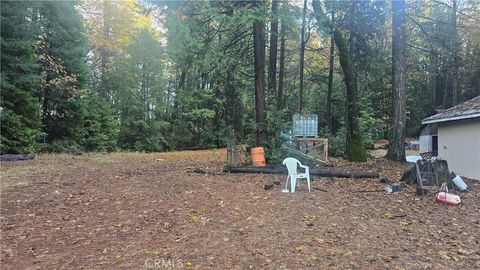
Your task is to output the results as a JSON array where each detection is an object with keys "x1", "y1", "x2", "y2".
[
  {"x1": 38, "y1": 140, "x2": 82, "y2": 154},
  {"x1": 327, "y1": 132, "x2": 345, "y2": 158}
]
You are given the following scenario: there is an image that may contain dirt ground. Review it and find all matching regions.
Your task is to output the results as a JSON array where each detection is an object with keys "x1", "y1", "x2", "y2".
[{"x1": 1, "y1": 150, "x2": 479, "y2": 269}]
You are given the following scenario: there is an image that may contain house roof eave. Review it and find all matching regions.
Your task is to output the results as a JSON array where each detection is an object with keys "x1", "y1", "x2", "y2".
[{"x1": 421, "y1": 113, "x2": 480, "y2": 125}]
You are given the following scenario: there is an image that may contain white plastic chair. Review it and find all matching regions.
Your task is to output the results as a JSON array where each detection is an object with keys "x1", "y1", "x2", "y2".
[{"x1": 282, "y1": 157, "x2": 311, "y2": 192}]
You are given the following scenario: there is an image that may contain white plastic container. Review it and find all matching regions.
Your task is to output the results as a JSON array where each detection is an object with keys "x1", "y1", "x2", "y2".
[
  {"x1": 293, "y1": 114, "x2": 318, "y2": 137},
  {"x1": 452, "y1": 175, "x2": 468, "y2": 191}
]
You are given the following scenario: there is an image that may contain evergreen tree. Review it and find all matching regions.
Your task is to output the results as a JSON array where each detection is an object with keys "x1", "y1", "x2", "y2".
[
  {"x1": 82, "y1": 94, "x2": 119, "y2": 152},
  {"x1": 117, "y1": 29, "x2": 169, "y2": 151},
  {"x1": 34, "y1": 1, "x2": 91, "y2": 151},
  {"x1": 1, "y1": 2, "x2": 43, "y2": 154}
]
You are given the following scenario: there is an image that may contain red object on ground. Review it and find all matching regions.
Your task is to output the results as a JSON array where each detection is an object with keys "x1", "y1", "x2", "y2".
[{"x1": 436, "y1": 192, "x2": 461, "y2": 205}]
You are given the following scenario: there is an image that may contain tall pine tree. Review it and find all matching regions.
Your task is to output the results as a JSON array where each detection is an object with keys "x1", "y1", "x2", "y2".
[{"x1": 1, "y1": 2, "x2": 43, "y2": 154}]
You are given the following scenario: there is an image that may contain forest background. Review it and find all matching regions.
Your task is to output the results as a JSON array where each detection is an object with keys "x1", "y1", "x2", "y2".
[{"x1": 1, "y1": 0, "x2": 479, "y2": 162}]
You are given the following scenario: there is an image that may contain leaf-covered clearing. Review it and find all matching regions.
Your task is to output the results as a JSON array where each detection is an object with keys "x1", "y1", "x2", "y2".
[{"x1": 1, "y1": 150, "x2": 479, "y2": 269}]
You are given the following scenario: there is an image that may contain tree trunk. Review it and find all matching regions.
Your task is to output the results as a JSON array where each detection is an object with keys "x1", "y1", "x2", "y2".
[
  {"x1": 430, "y1": 50, "x2": 438, "y2": 112},
  {"x1": 100, "y1": 48, "x2": 109, "y2": 100},
  {"x1": 226, "y1": 129, "x2": 238, "y2": 166},
  {"x1": 253, "y1": 14, "x2": 267, "y2": 146},
  {"x1": 312, "y1": 0, "x2": 367, "y2": 162},
  {"x1": 326, "y1": 9, "x2": 335, "y2": 135},
  {"x1": 175, "y1": 69, "x2": 187, "y2": 117},
  {"x1": 141, "y1": 61, "x2": 148, "y2": 122},
  {"x1": 442, "y1": 64, "x2": 450, "y2": 108},
  {"x1": 267, "y1": 0, "x2": 278, "y2": 99},
  {"x1": 387, "y1": 0, "x2": 407, "y2": 162},
  {"x1": 451, "y1": 0, "x2": 459, "y2": 105},
  {"x1": 165, "y1": 79, "x2": 172, "y2": 115},
  {"x1": 226, "y1": 69, "x2": 241, "y2": 132},
  {"x1": 298, "y1": 0, "x2": 307, "y2": 113},
  {"x1": 277, "y1": 19, "x2": 286, "y2": 111},
  {"x1": 100, "y1": 0, "x2": 110, "y2": 100},
  {"x1": 42, "y1": 85, "x2": 50, "y2": 140}
]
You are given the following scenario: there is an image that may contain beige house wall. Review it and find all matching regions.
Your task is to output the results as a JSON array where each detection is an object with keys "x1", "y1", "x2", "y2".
[{"x1": 437, "y1": 118, "x2": 480, "y2": 180}]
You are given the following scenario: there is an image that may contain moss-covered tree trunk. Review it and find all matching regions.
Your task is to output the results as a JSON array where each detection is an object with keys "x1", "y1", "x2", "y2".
[{"x1": 312, "y1": 0, "x2": 366, "y2": 162}]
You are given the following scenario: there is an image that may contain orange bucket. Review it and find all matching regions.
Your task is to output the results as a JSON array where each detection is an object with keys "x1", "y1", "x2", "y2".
[{"x1": 251, "y1": 147, "x2": 266, "y2": 166}]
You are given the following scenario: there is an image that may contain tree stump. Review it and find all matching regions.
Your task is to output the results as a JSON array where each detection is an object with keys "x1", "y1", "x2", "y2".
[{"x1": 227, "y1": 129, "x2": 238, "y2": 166}]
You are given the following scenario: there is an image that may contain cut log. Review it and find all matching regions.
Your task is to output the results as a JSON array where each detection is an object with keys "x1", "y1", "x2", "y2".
[
  {"x1": 0, "y1": 154, "x2": 35, "y2": 162},
  {"x1": 312, "y1": 169, "x2": 379, "y2": 178},
  {"x1": 225, "y1": 166, "x2": 379, "y2": 178}
]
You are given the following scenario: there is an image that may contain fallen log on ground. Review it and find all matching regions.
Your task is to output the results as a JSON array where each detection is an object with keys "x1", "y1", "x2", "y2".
[
  {"x1": 0, "y1": 154, "x2": 35, "y2": 162},
  {"x1": 225, "y1": 166, "x2": 379, "y2": 178}
]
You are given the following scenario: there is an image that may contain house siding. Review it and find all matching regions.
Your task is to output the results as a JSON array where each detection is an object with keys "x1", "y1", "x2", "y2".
[{"x1": 437, "y1": 118, "x2": 480, "y2": 180}]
